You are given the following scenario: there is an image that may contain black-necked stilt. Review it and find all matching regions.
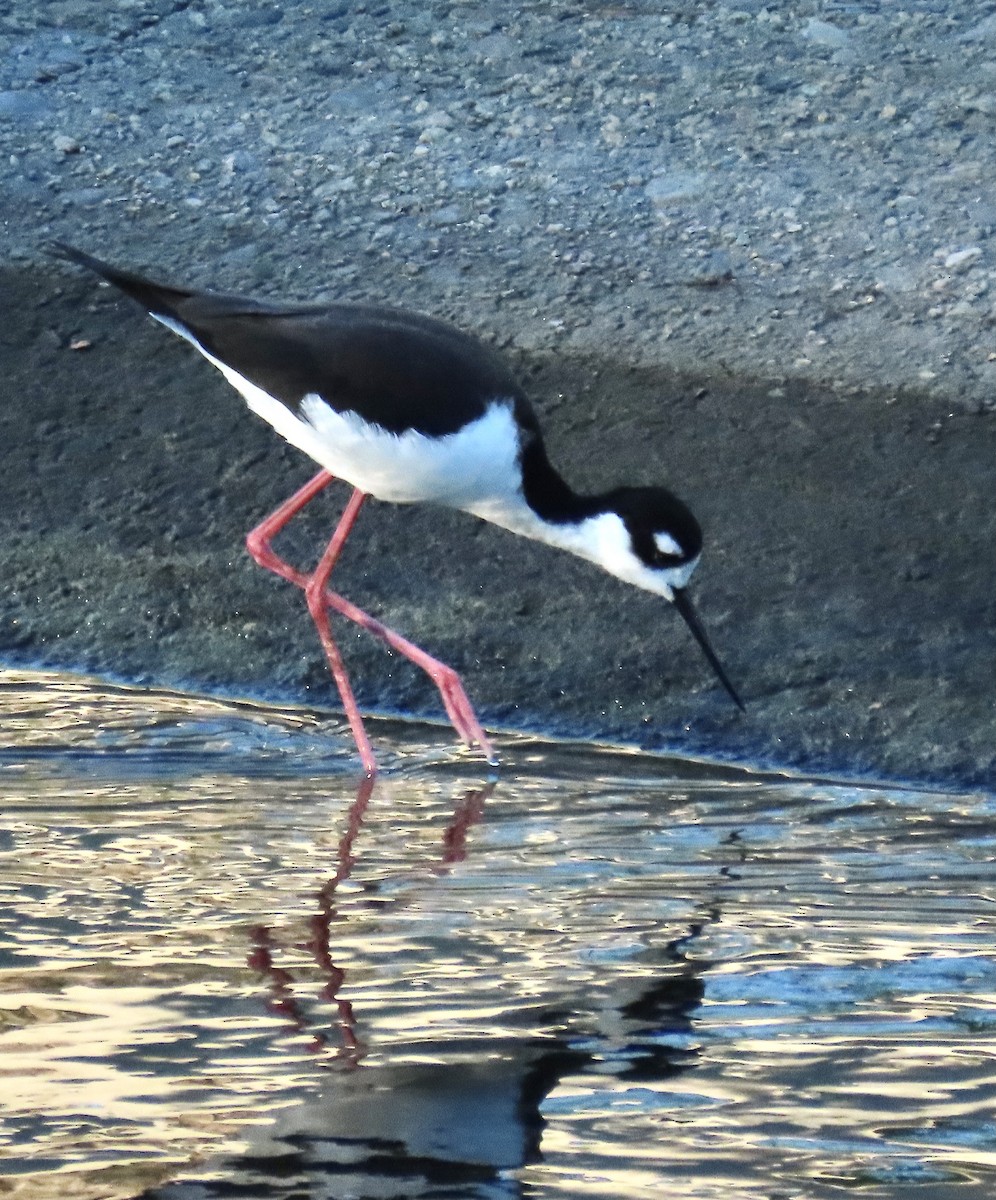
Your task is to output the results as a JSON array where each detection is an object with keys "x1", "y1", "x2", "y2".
[{"x1": 52, "y1": 242, "x2": 743, "y2": 775}]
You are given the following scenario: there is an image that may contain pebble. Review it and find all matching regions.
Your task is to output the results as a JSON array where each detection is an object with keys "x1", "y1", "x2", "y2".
[
  {"x1": 801, "y1": 18, "x2": 850, "y2": 49},
  {"x1": 687, "y1": 250, "x2": 734, "y2": 287},
  {"x1": 645, "y1": 172, "x2": 707, "y2": 208},
  {"x1": 943, "y1": 247, "x2": 982, "y2": 271}
]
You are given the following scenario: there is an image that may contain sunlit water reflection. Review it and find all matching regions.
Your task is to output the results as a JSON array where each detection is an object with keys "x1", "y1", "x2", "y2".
[{"x1": 0, "y1": 669, "x2": 993, "y2": 1200}]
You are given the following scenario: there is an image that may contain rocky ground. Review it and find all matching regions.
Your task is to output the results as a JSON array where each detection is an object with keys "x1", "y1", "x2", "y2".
[{"x1": 2, "y1": 0, "x2": 994, "y2": 788}]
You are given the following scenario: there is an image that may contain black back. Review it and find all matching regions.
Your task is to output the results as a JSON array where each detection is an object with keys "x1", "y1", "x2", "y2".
[{"x1": 51, "y1": 243, "x2": 530, "y2": 439}]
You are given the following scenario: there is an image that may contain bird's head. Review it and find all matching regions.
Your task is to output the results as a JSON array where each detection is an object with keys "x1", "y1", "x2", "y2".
[
  {"x1": 600, "y1": 486, "x2": 744, "y2": 711},
  {"x1": 605, "y1": 485, "x2": 703, "y2": 598}
]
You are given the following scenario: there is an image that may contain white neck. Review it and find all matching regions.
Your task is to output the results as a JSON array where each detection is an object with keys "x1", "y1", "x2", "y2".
[{"x1": 464, "y1": 495, "x2": 697, "y2": 597}]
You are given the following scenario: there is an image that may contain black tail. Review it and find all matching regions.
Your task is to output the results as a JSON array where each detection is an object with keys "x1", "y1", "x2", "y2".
[{"x1": 47, "y1": 241, "x2": 194, "y2": 319}]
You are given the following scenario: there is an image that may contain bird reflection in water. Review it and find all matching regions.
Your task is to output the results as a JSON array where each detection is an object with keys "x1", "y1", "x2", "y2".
[
  {"x1": 247, "y1": 776, "x2": 492, "y2": 1067},
  {"x1": 187, "y1": 782, "x2": 731, "y2": 1200}
]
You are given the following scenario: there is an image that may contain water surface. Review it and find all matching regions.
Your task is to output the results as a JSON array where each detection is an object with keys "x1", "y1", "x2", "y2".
[{"x1": 0, "y1": 670, "x2": 993, "y2": 1199}]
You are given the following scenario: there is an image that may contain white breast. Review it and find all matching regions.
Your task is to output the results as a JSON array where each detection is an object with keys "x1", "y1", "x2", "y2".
[
  {"x1": 297, "y1": 393, "x2": 523, "y2": 506},
  {"x1": 154, "y1": 311, "x2": 525, "y2": 507}
]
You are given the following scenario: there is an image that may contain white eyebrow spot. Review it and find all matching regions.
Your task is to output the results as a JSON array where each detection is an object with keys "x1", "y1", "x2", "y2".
[{"x1": 654, "y1": 531, "x2": 682, "y2": 557}]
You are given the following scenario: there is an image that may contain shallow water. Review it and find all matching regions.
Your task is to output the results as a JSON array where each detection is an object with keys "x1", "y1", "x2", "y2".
[{"x1": 0, "y1": 669, "x2": 994, "y2": 1200}]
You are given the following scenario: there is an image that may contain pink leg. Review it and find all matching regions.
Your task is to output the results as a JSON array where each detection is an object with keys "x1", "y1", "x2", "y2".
[
  {"x1": 305, "y1": 497, "x2": 495, "y2": 763},
  {"x1": 245, "y1": 470, "x2": 495, "y2": 774},
  {"x1": 247, "y1": 472, "x2": 376, "y2": 772}
]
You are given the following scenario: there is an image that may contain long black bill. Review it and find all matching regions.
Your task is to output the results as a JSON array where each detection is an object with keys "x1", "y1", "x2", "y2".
[{"x1": 671, "y1": 588, "x2": 745, "y2": 712}]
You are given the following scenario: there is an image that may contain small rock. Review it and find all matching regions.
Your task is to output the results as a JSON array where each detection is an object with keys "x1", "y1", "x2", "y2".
[
  {"x1": 52, "y1": 133, "x2": 81, "y2": 154},
  {"x1": 645, "y1": 172, "x2": 706, "y2": 208},
  {"x1": 802, "y1": 18, "x2": 850, "y2": 49},
  {"x1": 688, "y1": 250, "x2": 734, "y2": 286},
  {"x1": 222, "y1": 149, "x2": 256, "y2": 174},
  {"x1": 431, "y1": 204, "x2": 464, "y2": 226},
  {"x1": 310, "y1": 54, "x2": 352, "y2": 78},
  {"x1": 944, "y1": 247, "x2": 981, "y2": 271}
]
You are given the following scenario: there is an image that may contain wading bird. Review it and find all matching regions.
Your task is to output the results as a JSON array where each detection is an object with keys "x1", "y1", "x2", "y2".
[{"x1": 53, "y1": 243, "x2": 743, "y2": 775}]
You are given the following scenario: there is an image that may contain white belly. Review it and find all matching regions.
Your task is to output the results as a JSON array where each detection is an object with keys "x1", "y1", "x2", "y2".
[
  {"x1": 294, "y1": 393, "x2": 523, "y2": 507},
  {"x1": 159, "y1": 309, "x2": 524, "y2": 508}
]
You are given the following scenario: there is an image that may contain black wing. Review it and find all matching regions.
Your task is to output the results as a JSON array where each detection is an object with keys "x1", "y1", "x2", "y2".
[{"x1": 51, "y1": 242, "x2": 528, "y2": 439}]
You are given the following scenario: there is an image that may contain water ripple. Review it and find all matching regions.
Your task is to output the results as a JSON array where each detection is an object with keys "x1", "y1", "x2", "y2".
[{"x1": 0, "y1": 669, "x2": 993, "y2": 1199}]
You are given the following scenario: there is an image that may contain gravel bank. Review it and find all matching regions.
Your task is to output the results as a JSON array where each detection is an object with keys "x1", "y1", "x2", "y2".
[{"x1": 2, "y1": 1, "x2": 994, "y2": 787}]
